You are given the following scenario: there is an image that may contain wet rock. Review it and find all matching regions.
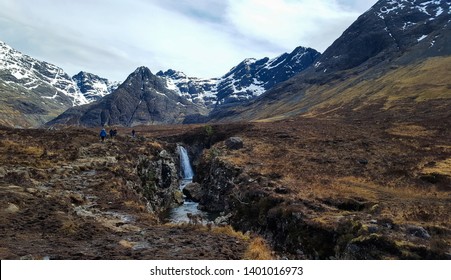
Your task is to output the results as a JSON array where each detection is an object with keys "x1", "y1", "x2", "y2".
[
  {"x1": 183, "y1": 183, "x2": 203, "y2": 202},
  {"x1": 406, "y1": 225, "x2": 431, "y2": 239},
  {"x1": 159, "y1": 150, "x2": 172, "y2": 160},
  {"x1": 225, "y1": 137, "x2": 244, "y2": 150}
]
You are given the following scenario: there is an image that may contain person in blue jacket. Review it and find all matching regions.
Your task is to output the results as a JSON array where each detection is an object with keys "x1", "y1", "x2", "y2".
[{"x1": 100, "y1": 128, "x2": 107, "y2": 142}]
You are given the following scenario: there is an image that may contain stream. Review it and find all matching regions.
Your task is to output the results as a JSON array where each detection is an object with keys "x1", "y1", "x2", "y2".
[{"x1": 163, "y1": 146, "x2": 215, "y2": 224}]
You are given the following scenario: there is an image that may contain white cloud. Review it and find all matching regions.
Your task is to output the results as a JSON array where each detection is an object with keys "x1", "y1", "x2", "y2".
[
  {"x1": 226, "y1": 0, "x2": 368, "y2": 52},
  {"x1": 0, "y1": 0, "x2": 378, "y2": 81}
]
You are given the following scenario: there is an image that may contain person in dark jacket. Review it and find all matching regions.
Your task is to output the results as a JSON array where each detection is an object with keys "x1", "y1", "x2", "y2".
[{"x1": 100, "y1": 128, "x2": 107, "y2": 142}]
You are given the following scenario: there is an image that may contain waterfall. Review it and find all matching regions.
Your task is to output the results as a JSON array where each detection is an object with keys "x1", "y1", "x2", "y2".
[{"x1": 178, "y1": 146, "x2": 194, "y2": 180}]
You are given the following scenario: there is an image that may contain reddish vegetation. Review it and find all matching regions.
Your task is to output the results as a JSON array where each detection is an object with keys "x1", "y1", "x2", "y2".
[
  {"x1": 0, "y1": 106, "x2": 449, "y2": 259},
  {"x1": 0, "y1": 127, "x2": 249, "y2": 259}
]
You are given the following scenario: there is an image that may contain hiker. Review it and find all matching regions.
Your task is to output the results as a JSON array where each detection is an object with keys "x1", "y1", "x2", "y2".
[
  {"x1": 113, "y1": 129, "x2": 118, "y2": 137},
  {"x1": 109, "y1": 129, "x2": 114, "y2": 139},
  {"x1": 100, "y1": 128, "x2": 107, "y2": 142},
  {"x1": 131, "y1": 129, "x2": 136, "y2": 138}
]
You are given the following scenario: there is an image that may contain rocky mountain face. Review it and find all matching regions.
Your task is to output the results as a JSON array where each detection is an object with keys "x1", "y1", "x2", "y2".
[
  {"x1": 210, "y1": 0, "x2": 451, "y2": 122},
  {"x1": 157, "y1": 46, "x2": 320, "y2": 108},
  {"x1": 156, "y1": 69, "x2": 219, "y2": 107},
  {"x1": 72, "y1": 71, "x2": 120, "y2": 102},
  {"x1": 0, "y1": 41, "x2": 122, "y2": 127},
  {"x1": 215, "y1": 46, "x2": 320, "y2": 105},
  {"x1": 47, "y1": 67, "x2": 208, "y2": 127},
  {"x1": 0, "y1": 41, "x2": 90, "y2": 127}
]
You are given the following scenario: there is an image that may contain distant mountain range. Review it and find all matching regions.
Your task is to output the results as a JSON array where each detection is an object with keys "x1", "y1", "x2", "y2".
[
  {"x1": 1, "y1": 0, "x2": 449, "y2": 128},
  {"x1": 44, "y1": 46, "x2": 320, "y2": 127},
  {"x1": 47, "y1": 67, "x2": 208, "y2": 127},
  {"x1": 157, "y1": 46, "x2": 320, "y2": 107},
  {"x1": 0, "y1": 39, "x2": 319, "y2": 127}
]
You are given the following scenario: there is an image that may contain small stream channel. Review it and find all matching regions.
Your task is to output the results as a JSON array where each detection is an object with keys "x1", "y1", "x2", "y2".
[{"x1": 163, "y1": 146, "x2": 215, "y2": 224}]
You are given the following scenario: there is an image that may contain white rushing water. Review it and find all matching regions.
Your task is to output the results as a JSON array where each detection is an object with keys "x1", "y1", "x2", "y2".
[
  {"x1": 165, "y1": 146, "x2": 212, "y2": 223},
  {"x1": 178, "y1": 146, "x2": 194, "y2": 180}
]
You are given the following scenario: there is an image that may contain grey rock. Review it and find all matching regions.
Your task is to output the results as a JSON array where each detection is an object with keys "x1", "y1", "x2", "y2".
[
  {"x1": 406, "y1": 225, "x2": 431, "y2": 239},
  {"x1": 225, "y1": 137, "x2": 244, "y2": 150},
  {"x1": 214, "y1": 213, "x2": 233, "y2": 225},
  {"x1": 182, "y1": 182, "x2": 203, "y2": 202}
]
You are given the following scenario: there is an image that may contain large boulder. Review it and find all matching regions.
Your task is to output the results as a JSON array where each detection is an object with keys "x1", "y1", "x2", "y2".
[
  {"x1": 182, "y1": 182, "x2": 203, "y2": 202},
  {"x1": 225, "y1": 137, "x2": 244, "y2": 150}
]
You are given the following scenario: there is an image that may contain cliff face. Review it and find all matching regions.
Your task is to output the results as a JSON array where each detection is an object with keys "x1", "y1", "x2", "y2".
[{"x1": 137, "y1": 150, "x2": 184, "y2": 213}]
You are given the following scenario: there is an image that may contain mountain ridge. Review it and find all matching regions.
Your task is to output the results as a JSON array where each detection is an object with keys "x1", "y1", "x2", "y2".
[
  {"x1": 208, "y1": 0, "x2": 451, "y2": 122},
  {"x1": 47, "y1": 66, "x2": 208, "y2": 127}
]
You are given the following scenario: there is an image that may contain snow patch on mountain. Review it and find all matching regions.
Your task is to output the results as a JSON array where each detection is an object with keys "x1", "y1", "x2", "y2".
[
  {"x1": 0, "y1": 40, "x2": 88, "y2": 106},
  {"x1": 158, "y1": 46, "x2": 320, "y2": 107},
  {"x1": 72, "y1": 71, "x2": 120, "y2": 102},
  {"x1": 377, "y1": 0, "x2": 448, "y2": 22}
]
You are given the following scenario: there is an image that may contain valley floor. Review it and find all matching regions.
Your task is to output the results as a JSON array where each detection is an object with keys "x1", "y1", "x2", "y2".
[{"x1": 0, "y1": 112, "x2": 450, "y2": 259}]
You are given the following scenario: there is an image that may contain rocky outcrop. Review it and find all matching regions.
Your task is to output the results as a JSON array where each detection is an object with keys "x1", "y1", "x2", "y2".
[
  {"x1": 137, "y1": 149, "x2": 183, "y2": 213},
  {"x1": 225, "y1": 137, "x2": 244, "y2": 150},
  {"x1": 194, "y1": 155, "x2": 242, "y2": 212},
  {"x1": 193, "y1": 144, "x2": 450, "y2": 259}
]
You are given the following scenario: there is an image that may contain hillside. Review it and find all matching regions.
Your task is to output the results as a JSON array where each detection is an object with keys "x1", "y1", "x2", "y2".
[
  {"x1": 0, "y1": 41, "x2": 121, "y2": 127},
  {"x1": 209, "y1": 0, "x2": 451, "y2": 122}
]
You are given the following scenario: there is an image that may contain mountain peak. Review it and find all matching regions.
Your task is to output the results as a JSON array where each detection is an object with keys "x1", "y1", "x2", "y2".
[
  {"x1": 133, "y1": 66, "x2": 153, "y2": 76},
  {"x1": 0, "y1": 40, "x2": 88, "y2": 107},
  {"x1": 72, "y1": 71, "x2": 119, "y2": 102}
]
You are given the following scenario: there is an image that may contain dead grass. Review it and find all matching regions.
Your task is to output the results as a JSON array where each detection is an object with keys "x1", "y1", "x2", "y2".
[
  {"x1": 387, "y1": 123, "x2": 436, "y2": 137},
  {"x1": 243, "y1": 237, "x2": 274, "y2": 260},
  {"x1": 211, "y1": 225, "x2": 250, "y2": 241},
  {"x1": 422, "y1": 158, "x2": 451, "y2": 176}
]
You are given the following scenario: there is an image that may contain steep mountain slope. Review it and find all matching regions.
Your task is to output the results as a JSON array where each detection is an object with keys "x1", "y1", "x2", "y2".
[
  {"x1": 0, "y1": 41, "x2": 89, "y2": 127},
  {"x1": 210, "y1": 0, "x2": 451, "y2": 122},
  {"x1": 156, "y1": 69, "x2": 219, "y2": 107},
  {"x1": 47, "y1": 67, "x2": 208, "y2": 127},
  {"x1": 72, "y1": 71, "x2": 120, "y2": 102},
  {"x1": 157, "y1": 46, "x2": 320, "y2": 108},
  {"x1": 215, "y1": 46, "x2": 320, "y2": 105}
]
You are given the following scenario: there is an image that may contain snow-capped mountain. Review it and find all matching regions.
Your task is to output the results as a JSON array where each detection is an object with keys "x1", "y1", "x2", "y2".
[
  {"x1": 72, "y1": 71, "x2": 120, "y2": 102},
  {"x1": 48, "y1": 67, "x2": 208, "y2": 127},
  {"x1": 209, "y1": 0, "x2": 451, "y2": 122},
  {"x1": 312, "y1": 0, "x2": 450, "y2": 74},
  {"x1": 157, "y1": 46, "x2": 320, "y2": 107},
  {"x1": 215, "y1": 46, "x2": 320, "y2": 104},
  {"x1": 0, "y1": 40, "x2": 88, "y2": 106},
  {"x1": 156, "y1": 69, "x2": 218, "y2": 107}
]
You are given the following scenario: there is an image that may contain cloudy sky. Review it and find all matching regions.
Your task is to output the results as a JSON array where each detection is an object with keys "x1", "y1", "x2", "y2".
[{"x1": 0, "y1": 0, "x2": 378, "y2": 81}]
